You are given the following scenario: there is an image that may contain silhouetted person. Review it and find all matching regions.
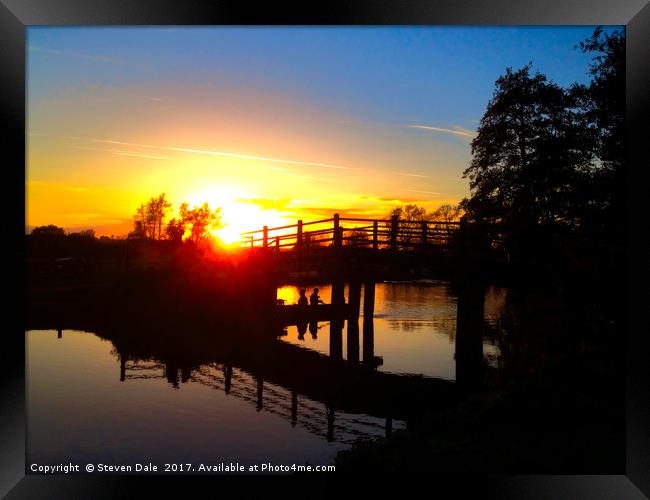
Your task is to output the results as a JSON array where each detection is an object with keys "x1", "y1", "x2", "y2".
[
  {"x1": 297, "y1": 321, "x2": 307, "y2": 340},
  {"x1": 310, "y1": 288, "x2": 324, "y2": 306},
  {"x1": 309, "y1": 321, "x2": 318, "y2": 339},
  {"x1": 297, "y1": 288, "x2": 308, "y2": 307}
]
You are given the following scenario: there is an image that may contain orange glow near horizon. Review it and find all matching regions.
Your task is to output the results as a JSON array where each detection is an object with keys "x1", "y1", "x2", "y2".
[
  {"x1": 183, "y1": 187, "x2": 291, "y2": 245},
  {"x1": 26, "y1": 80, "x2": 470, "y2": 238}
]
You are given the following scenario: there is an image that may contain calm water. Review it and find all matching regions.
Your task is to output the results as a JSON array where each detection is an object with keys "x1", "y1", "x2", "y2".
[
  {"x1": 27, "y1": 282, "x2": 505, "y2": 472},
  {"x1": 278, "y1": 282, "x2": 504, "y2": 379}
]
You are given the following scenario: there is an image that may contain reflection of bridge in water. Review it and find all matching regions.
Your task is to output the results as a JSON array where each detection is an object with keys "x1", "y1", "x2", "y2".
[
  {"x1": 35, "y1": 270, "x2": 486, "y2": 428},
  {"x1": 119, "y1": 358, "x2": 400, "y2": 445}
]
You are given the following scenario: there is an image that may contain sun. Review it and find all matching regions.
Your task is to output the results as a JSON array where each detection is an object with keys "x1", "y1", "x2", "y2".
[{"x1": 183, "y1": 187, "x2": 290, "y2": 246}]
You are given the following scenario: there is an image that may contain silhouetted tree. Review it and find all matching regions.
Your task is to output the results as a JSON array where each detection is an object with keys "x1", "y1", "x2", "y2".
[
  {"x1": 68, "y1": 229, "x2": 96, "y2": 240},
  {"x1": 165, "y1": 218, "x2": 186, "y2": 243},
  {"x1": 432, "y1": 204, "x2": 463, "y2": 243},
  {"x1": 132, "y1": 193, "x2": 172, "y2": 240},
  {"x1": 128, "y1": 220, "x2": 146, "y2": 240},
  {"x1": 387, "y1": 204, "x2": 433, "y2": 247},
  {"x1": 433, "y1": 204, "x2": 462, "y2": 223},
  {"x1": 30, "y1": 225, "x2": 65, "y2": 238},
  {"x1": 179, "y1": 202, "x2": 223, "y2": 243},
  {"x1": 149, "y1": 193, "x2": 172, "y2": 240},
  {"x1": 573, "y1": 27, "x2": 625, "y2": 231},
  {"x1": 460, "y1": 64, "x2": 596, "y2": 227}
]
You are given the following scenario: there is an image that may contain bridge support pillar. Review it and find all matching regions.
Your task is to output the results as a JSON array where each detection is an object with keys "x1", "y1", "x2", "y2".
[
  {"x1": 329, "y1": 318, "x2": 344, "y2": 360},
  {"x1": 120, "y1": 356, "x2": 126, "y2": 382},
  {"x1": 455, "y1": 281, "x2": 485, "y2": 392},
  {"x1": 165, "y1": 362, "x2": 179, "y2": 388},
  {"x1": 347, "y1": 318, "x2": 360, "y2": 364},
  {"x1": 362, "y1": 281, "x2": 376, "y2": 364},
  {"x1": 330, "y1": 280, "x2": 345, "y2": 360},
  {"x1": 224, "y1": 365, "x2": 232, "y2": 394},
  {"x1": 347, "y1": 280, "x2": 361, "y2": 364}
]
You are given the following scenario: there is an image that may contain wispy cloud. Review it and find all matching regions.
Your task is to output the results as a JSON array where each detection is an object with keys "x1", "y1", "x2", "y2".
[
  {"x1": 168, "y1": 147, "x2": 351, "y2": 170},
  {"x1": 63, "y1": 134, "x2": 430, "y2": 180},
  {"x1": 112, "y1": 150, "x2": 171, "y2": 160},
  {"x1": 28, "y1": 45, "x2": 125, "y2": 64},
  {"x1": 397, "y1": 124, "x2": 476, "y2": 139},
  {"x1": 70, "y1": 144, "x2": 170, "y2": 160},
  {"x1": 338, "y1": 119, "x2": 476, "y2": 139},
  {"x1": 68, "y1": 136, "x2": 353, "y2": 171},
  {"x1": 386, "y1": 171, "x2": 430, "y2": 178},
  {"x1": 407, "y1": 189, "x2": 442, "y2": 195}
]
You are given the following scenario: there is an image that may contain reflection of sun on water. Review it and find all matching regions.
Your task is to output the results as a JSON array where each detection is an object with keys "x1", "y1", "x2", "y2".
[{"x1": 184, "y1": 188, "x2": 290, "y2": 245}]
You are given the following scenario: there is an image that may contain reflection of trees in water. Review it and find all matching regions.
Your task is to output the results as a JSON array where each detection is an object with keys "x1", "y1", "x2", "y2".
[
  {"x1": 386, "y1": 318, "x2": 457, "y2": 341},
  {"x1": 481, "y1": 286, "x2": 619, "y2": 386},
  {"x1": 376, "y1": 283, "x2": 457, "y2": 321}
]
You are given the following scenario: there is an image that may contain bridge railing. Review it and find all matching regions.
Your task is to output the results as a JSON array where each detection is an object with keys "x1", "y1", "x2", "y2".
[{"x1": 235, "y1": 214, "x2": 497, "y2": 252}]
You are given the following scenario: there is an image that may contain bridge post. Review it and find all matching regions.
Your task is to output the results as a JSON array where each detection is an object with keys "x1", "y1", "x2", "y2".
[
  {"x1": 455, "y1": 280, "x2": 485, "y2": 392},
  {"x1": 250, "y1": 235, "x2": 254, "y2": 248},
  {"x1": 348, "y1": 280, "x2": 361, "y2": 319},
  {"x1": 372, "y1": 221, "x2": 378, "y2": 250},
  {"x1": 333, "y1": 213, "x2": 341, "y2": 248},
  {"x1": 224, "y1": 365, "x2": 232, "y2": 394},
  {"x1": 297, "y1": 220, "x2": 303, "y2": 248},
  {"x1": 390, "y1": 215, "x2": 399, "y2": 250},
  {"x1": 330, "y1": 280, "x2": 345, "y2": 360},
  {"x1": 165, "y1": 362, "x2": 179, "y2": 388},
  {"x1": 421, "y1": 221, "x2": 428, "y2": 248},
  {"x1": 347, "y1": 280, "x2": 361, "y2": 364},
  {"x1": 263, "y1": 225, "x2": 269, "y2": 249},
  {"x1": 363, "y1": 280, "x2": 375, "y2": 319},
  {"x1": 120, "y1": 356, "x2": 126, "y2": 382},
  {"x1": 275, "y1": 236, "x2": 280, "y2": 251},
  {"x1": 363, "y1": 281, "x2": 375, "y2": 364},
  {"x1": 330, "y1": 326, "x2": 342, "y2": 359}
]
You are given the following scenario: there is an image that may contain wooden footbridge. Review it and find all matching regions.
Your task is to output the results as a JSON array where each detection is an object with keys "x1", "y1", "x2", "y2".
[
  {"x1": 234, "y1": 214, "x2": 507, "y2": 352},
  {"x1": 238, "y1": 213, "x2": 502, "y2": 253}
]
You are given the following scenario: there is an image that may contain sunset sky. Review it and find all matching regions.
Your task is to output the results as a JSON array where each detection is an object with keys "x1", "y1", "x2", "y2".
[{"x1": 26, "y1": 26, "x2": 610, "y2": 241}]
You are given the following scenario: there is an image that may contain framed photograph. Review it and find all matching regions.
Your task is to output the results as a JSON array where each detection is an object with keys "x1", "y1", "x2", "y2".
[{"x1": 3, "y1": 0, "x2": 648, "y2": 497}]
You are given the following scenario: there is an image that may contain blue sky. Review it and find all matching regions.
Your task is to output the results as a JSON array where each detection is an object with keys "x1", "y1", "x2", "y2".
[{"x1": 28, "y1": 26, "x2": 618, "y2": 126}]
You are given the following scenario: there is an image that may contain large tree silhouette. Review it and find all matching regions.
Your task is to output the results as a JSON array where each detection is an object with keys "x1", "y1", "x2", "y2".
[
  {"x1": 460, "y1": 27, "x2": 624, "y2": 236},
  {"x1": 460, "y1": 64, "x2": 595, "y2": 227}
]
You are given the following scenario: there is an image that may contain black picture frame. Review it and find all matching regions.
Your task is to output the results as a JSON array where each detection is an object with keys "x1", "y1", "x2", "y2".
[{"x1": 2, "y1": 1, "x2": 648, "y2": 497}]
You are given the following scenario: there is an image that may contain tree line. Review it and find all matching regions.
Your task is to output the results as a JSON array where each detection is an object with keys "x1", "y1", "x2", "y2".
[{"x1": 129, "y1": 193, "x2": 223, "y2": 244}]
